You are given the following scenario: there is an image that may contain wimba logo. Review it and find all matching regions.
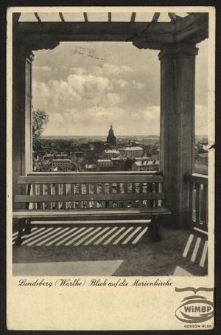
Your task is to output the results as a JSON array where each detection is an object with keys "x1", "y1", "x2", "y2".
[{"x1": 175, "y1": 287, "x2": 214, "y2": 324}]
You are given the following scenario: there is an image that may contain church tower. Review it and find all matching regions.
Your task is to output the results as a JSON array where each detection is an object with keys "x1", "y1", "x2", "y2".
[{"x1": 107, "y1": 125, "x2": 116, "y2": 145}]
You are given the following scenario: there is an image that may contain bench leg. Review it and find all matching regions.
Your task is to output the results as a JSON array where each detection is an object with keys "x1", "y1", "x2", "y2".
[
  {"x1": 24, "y1": 218, "x2": 32, "y2": 234},
  {"x1": 148, "y1": 217, "x2": 162, "y2": 242},
  {"x1": 14, "y1": 219, "x2": 25, "y2": 246}
]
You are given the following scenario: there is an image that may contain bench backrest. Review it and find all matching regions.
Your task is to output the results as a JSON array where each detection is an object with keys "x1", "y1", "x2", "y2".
[{"x1": 15, "y1": 173, "x2": 164, "y2": 210}]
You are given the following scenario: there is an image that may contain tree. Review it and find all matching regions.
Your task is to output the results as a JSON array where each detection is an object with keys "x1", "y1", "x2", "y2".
[
  {"x1": 124, "y1": 158, "x2": 135, "y2": 171},
  {"x1": 32, "y1": 109, "x2": 49, "y2": 171},
  {"x1": 32, "y1": 109, "x2": 49, "y2": 151}
]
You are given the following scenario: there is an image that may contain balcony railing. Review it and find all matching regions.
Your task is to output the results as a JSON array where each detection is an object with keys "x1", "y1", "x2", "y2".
[{"x1": 185, "y1": 174, "x2": 208, "y2": 232}]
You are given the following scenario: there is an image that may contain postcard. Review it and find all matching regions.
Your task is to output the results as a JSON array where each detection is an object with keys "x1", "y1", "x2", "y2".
[{"x1": 7, "y1": 6, "x2": 215, "y2": 330}]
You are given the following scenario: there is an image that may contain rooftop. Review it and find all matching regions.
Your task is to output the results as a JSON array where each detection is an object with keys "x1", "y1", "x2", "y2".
[
  {"x1": 133, "y1": 160, "x2": 159, "y2": 166},
  {"x1": 120, "y1": 146, "x2": 143, "y2": 151}
]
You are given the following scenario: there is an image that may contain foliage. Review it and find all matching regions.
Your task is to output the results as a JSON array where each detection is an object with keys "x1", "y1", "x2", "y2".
[
  {"x1": 124, "y1": 158, "x2": 135, "y2": 171},
  {"x1": 32, "y1": 109, "x2": 49, "y2": 171},
  {"x1": 33, "y1": 158, "x2": 52, "y2": 172},
  {"x1": 32, "y1": 109, "x2": 49, "y2": 146}
]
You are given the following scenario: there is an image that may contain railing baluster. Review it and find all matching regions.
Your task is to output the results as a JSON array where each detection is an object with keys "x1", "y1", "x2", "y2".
[
  {"x1": 85, "y1": 183, "x2": 90, "y2": 209},
  {"x1": 146, "y1": 182, "x2": 151, "y2": 208},
  {"x1": 66, "y1": 183, "x2": 71, "y2": 209},
  {"x1": 54, "y1": 184, "x2": 59, "y2": 209},
  {"x1": 123, "y1": 182, "x2": 128, "y2": 207},
  {"x1": 94, "y1": 183, "x2": 98, "y2": 209},
  {"x1": 60, "y1": 183, "x2": 64, "y2": 209},
  {"x1": 116, "y1": 182, "x2": 121, "y2": 208},
  {"x1": 71, "y1": 183, "x2": 75, "y2": 209},
  {"x1": 189, "y1": 182, "x2": 194, "y2": 224},
  {"x1": 43, "y1": 183, "x2": 47, "y2": 209},
  {"x1": 151, "y1": 182, "x2": 155, "y2": 207},
  {"x1": 195, "y1": 183, "x2": 201, "y2": 225},
  {"x1": 78, "y1": 182, "x2": 83, "y2": 209},
  {"x1": 39, "y1": 184, "x2": 44, "y2": 210},
  {"x1": 74, "y1": 183, "x2": 80, "y2": 209},
  {"x1": 100, "y1": 182, "x2": 105, "y2": 208},
  {"x1": 201, "y1": 184, "x2": 208, "y2": 228},
  {"x1": 33, "y1": 183, "x2": 36, "y2": 209},
  {"x1": 28, "y1": 184, "x2": 33, "y2": 209},
  {"x1": 185, "y1": 174, "x2": 208, "y2": 231},
  {"x1": 109, "y1": 182, "x2": 113, "y2": 208},
  {"x1": 158, "y1": 182, "x2": 162, "y2": 207},
  {"x1": 46, "y1": 183, "x2": 51, "y2": 209}
]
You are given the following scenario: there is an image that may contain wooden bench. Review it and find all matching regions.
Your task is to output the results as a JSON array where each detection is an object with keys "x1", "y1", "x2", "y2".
[{"x1": 13, "y1": 172, "x2": 171, "y2": 245}]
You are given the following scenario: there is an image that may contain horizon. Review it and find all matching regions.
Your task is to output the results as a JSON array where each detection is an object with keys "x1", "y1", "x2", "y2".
[{"x1": 41, "y1": 134, "x2": 208, "y2": 139}]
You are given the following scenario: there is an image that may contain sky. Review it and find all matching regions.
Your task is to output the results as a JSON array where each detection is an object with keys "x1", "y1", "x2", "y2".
[{"x1": 32, "y1": 39, "x2": 208, "y2": 137}]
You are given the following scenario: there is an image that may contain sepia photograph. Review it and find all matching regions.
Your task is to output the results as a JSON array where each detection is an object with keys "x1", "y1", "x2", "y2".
[{"x1": 7, "y1": 6, "x2": 215, "y2": 330}]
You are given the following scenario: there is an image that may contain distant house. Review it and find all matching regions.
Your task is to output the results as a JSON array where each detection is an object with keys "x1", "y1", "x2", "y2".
[
  {"x1": 104, "y1": 149, "x2": 120, "y2": 158},
  {"x1": 54, "y1": 153, "x2": 69, "y2": 159},
  {"x1": 119, "y1": 146, "x2": 143, "y2": 158},
  {"x1": 51, "y1": 159, "x2": 72, "y2": 171},
  {"x1": 196, "y1": 153, "x2": 208, "y2": 165},
  {"x1": 85, "y1": 164, "x2": 97, "y2": 171},
  {"x1": 111, "y1": 157, "x2": 126, "y2": 170},
  {"x1": 97, "y1": 159, "x2": 114, "y2": 169},
  {"x1": 43, "y1": 153, "x2": 55, "y2": 160},
  {"x1": 132, "y1": 159, "x2": 159, "y2": 171}
]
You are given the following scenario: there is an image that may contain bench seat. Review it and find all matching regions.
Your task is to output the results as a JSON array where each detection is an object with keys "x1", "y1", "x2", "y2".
[
  {"x1": 13, "y1": 172, "x2": 171, "y2": 245},
  {"x1": 13, "y1": 207, "x2": 171, "y2": 219}
]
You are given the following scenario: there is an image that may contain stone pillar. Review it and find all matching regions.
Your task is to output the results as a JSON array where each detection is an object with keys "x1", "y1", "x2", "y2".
[
  {"x1": 13, "y1": 48, "x2": 33, "y2": 208},
  {"x1": 159, "y1": 43, "x2": 198, "y2": 228}
]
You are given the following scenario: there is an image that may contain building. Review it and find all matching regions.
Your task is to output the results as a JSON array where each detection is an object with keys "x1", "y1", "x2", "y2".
[
  {"x1": 85, "y1": 164, "x2": 97, "y2": 171},
  {"x1": 89, "y1": 141, "x2": 104, "y2": 153},
  {"x1": 132, "y1": 159, "x2": 159, "y2": 171},
  {"x1": 51, "y1": 159, "x2": 72, "y2": 172},
  {"x1": 43, "y1": 153, "x2": 55, "y2": 160},
  {"x1": 104, "y1": 149, "x2": 120, "y2": 158},
  {"x1": 97, "y1": 159, "x2": 114, "y2": 169},
  {"x1": 111, "y1": 157, "x2": 127, "y2": 170},
  {"x1": 196, "y1": 153, "x2": 208, "y2": 165},
  {"x1": 119, "y1": 146, "x2": 143, "y2": 158},
  {"x1": 107, "y1": 125, "x2": 116, "y2": 145}
]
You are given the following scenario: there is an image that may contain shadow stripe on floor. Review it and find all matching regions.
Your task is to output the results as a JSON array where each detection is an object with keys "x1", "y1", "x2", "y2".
[
  {"x1": 13, "y1": 226, "x2": 148, "y2": 246},
  {"x1": 182, "y1": 234, "x2": 208, "y2": 268}
]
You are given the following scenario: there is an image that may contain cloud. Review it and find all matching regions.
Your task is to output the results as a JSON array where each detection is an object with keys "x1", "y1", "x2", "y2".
[
  {"x1": 70, "y1": 67, "x2": 87, "y2": 75},
  {"x1": 42, "y1": 104, "x2": 160, "y2": 137},
  {"x1": 70, "y1": 63, "x2": 133, "y2": 78},
  {"x1": 33, "y1": 73, "x2": 115, "y2": 112},
  {"x1": 92, "y1": 63, "x2": 134, "y2": 77},
  {"x1": 42, "y1": 103, "x2": 208, "y2": 138}
]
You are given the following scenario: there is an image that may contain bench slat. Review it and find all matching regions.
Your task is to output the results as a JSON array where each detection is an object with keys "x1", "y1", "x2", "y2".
[
  {"x1": 13, "y1": 207, "x2": 171, "y2": 219},
  {"x1": 17, "y1": 174, "x2": 163, "y2": 184},
  {"x1": 15, "y1": 192, "x2": 165, "y2": 203}
]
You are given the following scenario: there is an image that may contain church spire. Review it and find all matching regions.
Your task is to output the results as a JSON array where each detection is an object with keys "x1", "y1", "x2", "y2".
[{"x1": 107, "y1": 125, "x2": 116, "y2": 145}]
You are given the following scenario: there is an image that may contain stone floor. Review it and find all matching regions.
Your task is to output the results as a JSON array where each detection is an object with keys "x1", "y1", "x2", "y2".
[{"x1": 12, "y1": 224, "x2": 208, "y2": 276}]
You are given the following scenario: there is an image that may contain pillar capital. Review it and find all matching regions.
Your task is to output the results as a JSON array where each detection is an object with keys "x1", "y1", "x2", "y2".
[
  {"x1": 13, "y1": 34, "x2": 60, "y2": 60},
  {"x1": 159, "y1": 43, "x2": 198, "y2": 60}
]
